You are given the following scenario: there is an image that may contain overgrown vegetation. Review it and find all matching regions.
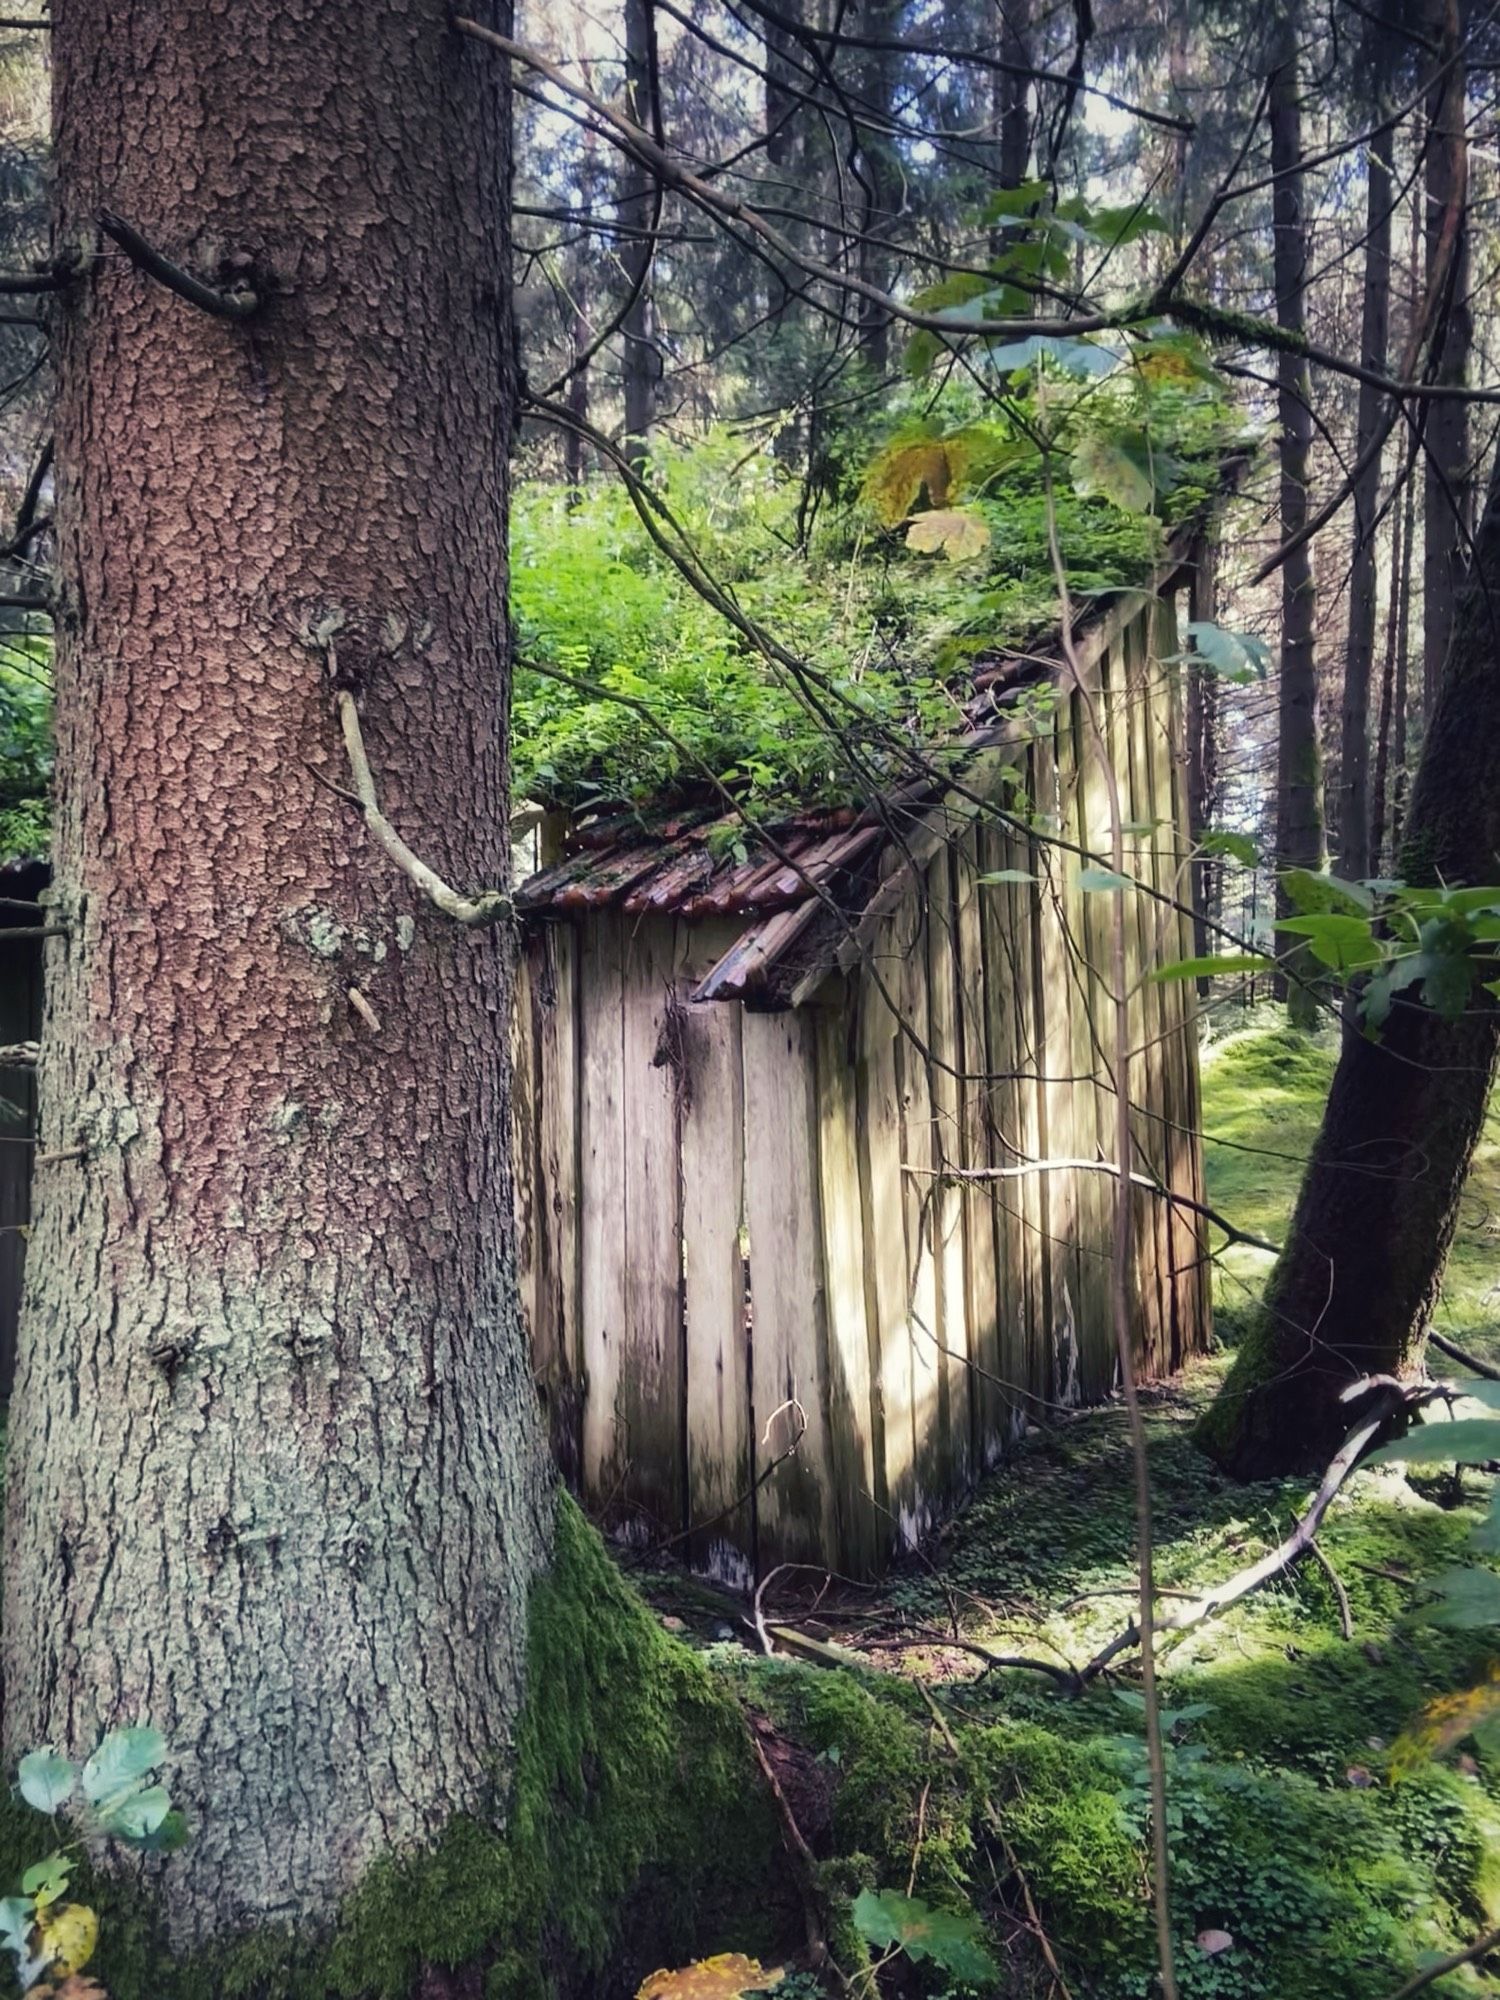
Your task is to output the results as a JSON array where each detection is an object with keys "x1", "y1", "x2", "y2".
[{"x1": 512, "y1": 364, "x2": 1243, "y2": 821}]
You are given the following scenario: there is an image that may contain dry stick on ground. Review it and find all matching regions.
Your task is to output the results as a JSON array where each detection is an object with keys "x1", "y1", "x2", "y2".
[{"x1": 1428, "y1": 1329, "x2": 1500, "y2": 1381}]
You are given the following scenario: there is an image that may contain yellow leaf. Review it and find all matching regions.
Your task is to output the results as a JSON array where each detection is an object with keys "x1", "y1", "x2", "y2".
[
  {"x1": 39, "y1": 1903, "x2": 98, "y2": 1976},
  {"x1": 634, "y1": 1953, "x2": 786, "y2": 1999},
  {"x1": 863, "y1": 439, "x2": 968, "y2": 524},
  {"x1": 905, "y1": 509, "x2": 991, "y2": 561},
  {"x1": 1390, "y1": 1660, "x2": 1500, "y2": 1777}
]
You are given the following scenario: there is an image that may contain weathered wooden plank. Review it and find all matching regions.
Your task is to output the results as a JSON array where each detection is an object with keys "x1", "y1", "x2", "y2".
[
  {"x1": 855, "y1": 893, "x2": 919, "y2": 1546},
  {"x1": 578, "y1": 910, "x2": 631, "y2": 1518},
  {"x1": 976, "y1": 811, "x2": 1035, "y2": 1433},
  {"x1": 890, "y1": 872, "x2": 944, "y2": 1534},
  {"x1": 526, "y1": 924, "x2": 585, "y2": 1484},
  {"x1": 925, "y1": 849, "x2": 973, "y2": 1502},
  {"x1": 1013, "y1": 750, "x2": 1052, "y2": 1411},
  {"x1": 953, "y1": 827, "x2": 1004, "y2": 1465},
  {"x1": 742, "y1": 1008, "x2": 841, "y2": 1570},
  {"x1": 511, "y1": 935, "x2": 540, "y2": 1373},
  {"x1": 812, "y1": 998, "x2": 882, "y2": 1578},
  {"x1": 1031, "y1": 720, "x2": 1084, "y2": 1408},
  {"x1": 677, "y1": 920, "x2": 753, "y2": 1585},
  {"x1": 618, "y1": 916, "x2": 688, "y2": 1541}
]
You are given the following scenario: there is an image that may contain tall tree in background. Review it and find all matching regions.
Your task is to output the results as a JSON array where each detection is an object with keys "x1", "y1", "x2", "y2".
[
  {"x1": 1202, "y1": 442, "x2": 1500, "y2": 1479},
  {"x1": 1335, "y1": 35, "x2": 1395, "y2": 882},
  {"x1": 855, "y1": 0, "x2": 904, "y2": 374},
  {"x1": 1268, "y1": 8, "x2": 1325, "y2": 1012},
  {"x1": 2, "y1": 0, "x2": 553, "y2": 1944},
  {"x1": 621, "y1": 0, "x2": 662, "y2": 460},
  {"x1": 1422, "y1": 0, "x2": 1470, "y2": 705}
]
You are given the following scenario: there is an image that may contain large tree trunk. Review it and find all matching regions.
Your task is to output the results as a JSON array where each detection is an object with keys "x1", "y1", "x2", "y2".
[
  {"x1": 1335, "y1": 107, "x2": 1394, "y2": 882},
  {"x1": 3, "y1": 0, "x2": 553, "y2": 1948},
  {"x1": 1268, "y1": 11, "x2": 1326, "y2": 1014},
  {"x1": 1200, "y1": 450, "x2": 1500, "y2": 1480}
]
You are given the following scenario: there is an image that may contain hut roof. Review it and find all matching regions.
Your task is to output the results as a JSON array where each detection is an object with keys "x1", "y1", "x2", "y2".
[{"x1": 517, "y1": 522, "x2": 1209, "y2": 1009}]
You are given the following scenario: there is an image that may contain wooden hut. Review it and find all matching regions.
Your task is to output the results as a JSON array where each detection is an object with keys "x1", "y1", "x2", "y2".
[{"x1": 511, "y1": 564, "x2": 1212, "y2": 1586}]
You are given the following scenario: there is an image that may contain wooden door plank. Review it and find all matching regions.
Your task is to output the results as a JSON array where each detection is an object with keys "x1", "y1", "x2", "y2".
[{"x1": 578, "y1": 911, "x2": 631, "y2": 1517}]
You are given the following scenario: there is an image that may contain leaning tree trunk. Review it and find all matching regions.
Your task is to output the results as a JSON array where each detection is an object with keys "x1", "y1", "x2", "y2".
[
  {"x1": 3, "y1": 0, "x2": 553, "y2": 1948},
  {"x1": 1268, "y1": 12, "x2": 1326, "y2": 1015},
  {"x1": 1200, "y1": 448, "x2": 1500, "y2": 1480}
]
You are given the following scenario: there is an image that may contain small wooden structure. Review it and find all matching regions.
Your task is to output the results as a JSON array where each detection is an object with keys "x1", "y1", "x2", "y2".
[{"x1": 512, "y1": 568, "x2": 1211, "y2": 1584}]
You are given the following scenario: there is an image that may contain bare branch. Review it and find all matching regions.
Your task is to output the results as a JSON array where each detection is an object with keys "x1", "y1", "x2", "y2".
[{"x1": 99, "y1": 210, "x2": 260, "y2": 320}]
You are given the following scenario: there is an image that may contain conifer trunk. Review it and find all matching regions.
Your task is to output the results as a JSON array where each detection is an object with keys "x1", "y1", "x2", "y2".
[{"x1": 3, "y1": 0, "x2": 553, "y2": 1947}]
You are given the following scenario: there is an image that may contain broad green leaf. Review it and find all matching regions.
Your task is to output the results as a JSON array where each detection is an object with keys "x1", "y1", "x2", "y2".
[
  {"x1": 1082, "y1": 201, "x2": 1168, "y2": 246},
  {"x1": 20, "y1": 1856, "x2": 70, "y2": 1911},
  {"x1": 80, "y1": 1725, "x2": 164, "y2": 1808},
  {"x1": 1184, "y1": 621, "x2": 1270, "y2": 683},
  {"x1": 1199, "y1": 829, "x2": 1258, "y2": 867},
  {"x1": 978, "y1": 179, "x2": 1051, "y2": 224},
  {"x1": 1070, "y1": 430, "x2": 1164, "y2": 514},
  {"x1": 852, "y1": 1889, "x2": 999, "y2": 1983},
  {"x1": 1151, "y1": 954, "x2": 1270, "y2": 982},
  {"x1": 1423, "y1": 946, "x2": 1476, "y2": 1020},
  {"x1": 1276, "y1": 913, "x2": 1383, "y2": 973},
  {"x1": 133, "y1": 1804, "x2": 190, "y2": 1854},
  {"x1": 1472, "y1": 1484, "x2": 1500, "y2": 1552},
  {"x1": 978, "y1": 868, "x2": 1037, "y2": 885},
  {"x1": 1417, "y1": 1565, "x2": 1500, "y2": 1630},
  {"x1": 1079, "y1": 867, "x2": 1133, "y2": 893},
  {"x1": 17, "y1": 1752, "x2": 75, "y2": 1817},
  {"x1": 1369, "y1": 1417, "x2": 1500, "y2": 1465},
  {"x1": 905, "y1": 508, "x2": 991, "y2": 561},
  {"x1": 98, "y1": 1782, "x2": 172, "y2": 1842},
  {"x1": 982, "y1": 333, "x2": 1114, "y2": 379},
  {"x1": 1280, "y1": 868, "x2": 1374, "y2": 916}
]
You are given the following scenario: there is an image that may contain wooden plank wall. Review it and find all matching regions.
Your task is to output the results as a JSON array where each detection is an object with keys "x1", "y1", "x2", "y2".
[{"x1": 511, "y1": 590, "x2": 1211, "y2": 1583}]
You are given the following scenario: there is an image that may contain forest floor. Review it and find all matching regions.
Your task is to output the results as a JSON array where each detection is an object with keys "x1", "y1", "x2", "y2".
[{"x1": 634, "y1": 1015, "x2": 1500, "y2": 2000}]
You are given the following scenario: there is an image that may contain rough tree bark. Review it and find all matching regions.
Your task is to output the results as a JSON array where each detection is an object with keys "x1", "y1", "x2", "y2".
[
  {"x1": 1335, "y1": 95, "x2": 1394, "y2": 882},
  {"x1": 1268, "y1": 11, "x2": 1326, "y2": 1014},
  {"x1": 3, "y1": 0, "x2": 553, "y2": 1948},
  {"x1": 1200, "y1": 448, "x2": 1500, "y2": 1480}
]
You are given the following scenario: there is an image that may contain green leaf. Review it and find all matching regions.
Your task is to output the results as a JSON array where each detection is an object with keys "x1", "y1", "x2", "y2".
[
  {"x1": 1416, "y1": 1565, "x2": 1500, "y2": 1630},
  {"x1": 1082, "y1": 201, "x2": 1168, "y2": 247},
  {"x1": 1423, "y1": 946, "x2": 1476, "y2": 1020},
  {"x1": 99, "y1": 1783, "x2": 172, "y2": 1843},
  {"x1": 982, "y1": 333, "x2": 1115, "y2": 379},
  {"x1": 978, "y1": 180, "x2": 1051, "y2": 224},
  {"x1": 1078, "y1": 867, "x2": 1134, "y2": 893},
  {"x1": 1199, "y1": 829, "x2": 1258, "y2": 867},
  {"x1": 852, "y1": 1889, "x2": 1000, "y2": 1984},
  {"x1": 905, "y1": 508, "x2": 991, "y2": 561},
  {"x1": 1369, "y1": 1417, "x2": 1500, "y2": 1465},
  {"x1": 1279, "y1": 868, "x2": 1375, "y2": 916},
  {"x1": 1070, "y1": 430, "x2": 1161, "y2": 514},
  {"x1": 20, "y1": 1855, "x2": 70, "y2": 1904},
  {"x1": 978, "y1": 868, "x2": 1037, "y2": 885},
  {"x1": 1276, "y1": 913, "x2": 1383, "y2": 973},
  {"x1": 133, "y1": 1805, "x2": 190, "y2": 1854},
  {"x1": 80, "y1": 1725, "x2": 165, "y2": 1808},
  {"x1": 17, "y1": 1752, "x2": 75, "y2": 1817},
  {"x1": 1184, "y1": 621, "x2": 1270, "y2": 683},
  {"x1": 1472, "y1": 1485, "x2": 1500, "y2": 1554},
  {"x1": 1151, "y1": 954, "x2": 1270, "y2": 982}
]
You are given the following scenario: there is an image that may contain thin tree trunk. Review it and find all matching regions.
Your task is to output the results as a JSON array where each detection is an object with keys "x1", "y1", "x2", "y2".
[
  {"x1": 995, "y1": 0, "x2": 1032, "y2": 190},
  {"x1": 1370, "y1": 463, "x2": 1404, "y2": 873},
  {"x1": 1336, "y1": 106, "x2": 1394, "y2": 881},
  {"x1": 621, "y1": 0, "x2": 661, "y2": 464},
  {"x1": 1423, "y1": 0, "x2": 1470, "y2": 706},
  {"x1": 855, "y1": 0, "x2": 902, "y2": 375},
  {"x1": 565, "y1": 283, "x2": 590, "y2": 495},
  {"x1": 1268, "y1": 10, "x2": 1326, "y2": 1013},
  {"x1": 1186, "y1": 535, "x2": 1220, "y2": 982},
  {"x1": 1201, "y1": 448, "x2": 1500, "y2": 1480},
  {"x1": 1391, "y1": 454, "x2": 1418, "y2": 856},
  {"x1": 2, "y1": 0, "x2": 553, "y2": 1946}
]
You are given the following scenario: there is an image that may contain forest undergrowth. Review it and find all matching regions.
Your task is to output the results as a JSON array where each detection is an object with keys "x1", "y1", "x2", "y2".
[{"x1": 631, "y1": 1017, "x2": 1500, "y2": 1999}]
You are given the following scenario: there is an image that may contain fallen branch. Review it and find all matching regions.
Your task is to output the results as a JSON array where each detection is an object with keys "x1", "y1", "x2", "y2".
[
  {"x1": 1428, "y1": 1330, "x2": 1500, "y2": 1381},
  {"x1": 335, "y1": 689, "x2": 510, "y2": 928},
  {"x1": 99, "y1": 209, "x2": 259, "y2": 319}
]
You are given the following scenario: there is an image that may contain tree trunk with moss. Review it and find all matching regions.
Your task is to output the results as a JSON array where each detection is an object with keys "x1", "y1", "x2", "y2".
[
  {"x1": 2, "y1": 0, "x2": 553, "y2": 1950},
  {"x1": 1200, "y1": 452, "x2": 1500, "y2": 1481}
]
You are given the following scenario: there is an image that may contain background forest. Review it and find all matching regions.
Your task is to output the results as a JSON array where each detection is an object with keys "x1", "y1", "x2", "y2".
[{"x1": 0, "y1": 1, "x2": 1498, "y2": 1999}]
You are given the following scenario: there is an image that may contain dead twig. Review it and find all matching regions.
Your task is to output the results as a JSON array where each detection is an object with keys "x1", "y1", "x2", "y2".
[
  {"x1": 99, "y1": 209, "x2": 259, "y2": 319},
  {"x1": 347, "y1": 986, "x2": 383, "y2": 1034},
  {"x1": 335, "y1": 689, "x2": 510, "y2": 928},
  {"x1": 0, "y1": 1041, "x2": 38, "y2": 1066}
]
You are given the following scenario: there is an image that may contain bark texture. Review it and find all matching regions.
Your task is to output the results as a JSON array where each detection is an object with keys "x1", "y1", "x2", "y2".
[
  {"x1": 1200, "y1": 450, "x2": 1500, "y2": 1480},
  {"x1": 4, "y1": 0, "x2": 553, "y2": 1947},
  {"x1": 1267, "y1": 14, "x2": 1326, "y2": 1013},
  {"x1": 621, "y1": 0, "x2": 662, "y2": 464}
]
